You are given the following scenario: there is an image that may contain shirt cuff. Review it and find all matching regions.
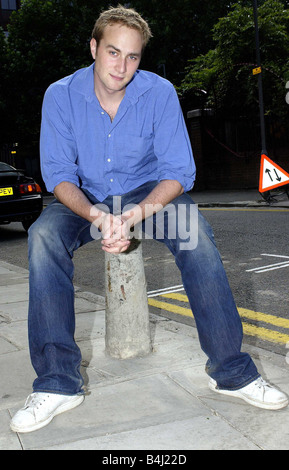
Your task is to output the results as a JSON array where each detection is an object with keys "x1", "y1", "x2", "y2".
[
  {"x1": 158, "y1": 172, "x2": 195, "y2": 193},
  {"x1": 44, "y1": 174, "x2": 80, "y2": 193}
]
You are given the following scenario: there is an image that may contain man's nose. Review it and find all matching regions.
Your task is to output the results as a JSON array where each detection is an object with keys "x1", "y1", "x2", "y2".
[{"x1": 117, "y1": 57, "x2": 127, "y2": 74}]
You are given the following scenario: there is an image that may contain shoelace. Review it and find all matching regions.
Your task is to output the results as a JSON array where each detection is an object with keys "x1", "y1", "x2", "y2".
[
  {"x1": 24, "y1": 393, "x2": 51, "y2": 410},
  {"x1": 254, "y1": 377, "x2": 271, "y2": 390}
]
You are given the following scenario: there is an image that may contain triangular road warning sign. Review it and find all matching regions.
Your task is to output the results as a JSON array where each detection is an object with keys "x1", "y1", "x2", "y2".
[{"x1": 259, "y1": 154, "x2": 289, "y2": 192}]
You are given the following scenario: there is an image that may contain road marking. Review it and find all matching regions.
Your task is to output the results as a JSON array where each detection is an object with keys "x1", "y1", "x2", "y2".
[
  {"x1": 246, "y1": 254, "x2": 289, "y2": 273},
  {"x1": 155, "y1": 292, "x2": 289, "y2": 328},
  {"x1": 248, "y1": 263, "x2": 289, "y2": 273},
  {"x1": 242, "y1": 324, "x2": 289, "y2": 345},
  {"x1": 148, "y1": 209, "x2": 289, "y2": 344},
  {"x1": 246, "y1": 261, "x2": 289, "y2": 273},
  {"x1": 262, "y1": 254, "x2": 289, "y2": 259},
  {"x1": 148, "y1": 291, "x2": 289, "y2": 346},
  {"x1": 238, "y1": 307, "x2": 289, "y2": 329},
  {"x1": 147, "y1": 285, "x2": 184, "y2": 298},
  {"x1": 148, "y1": 297, "x2": 193, "y2": 318}
]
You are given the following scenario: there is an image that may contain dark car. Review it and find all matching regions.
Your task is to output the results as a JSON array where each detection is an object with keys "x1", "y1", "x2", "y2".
[{"x1": 0, "y1": 162, "x2": 43, "y2": 231}]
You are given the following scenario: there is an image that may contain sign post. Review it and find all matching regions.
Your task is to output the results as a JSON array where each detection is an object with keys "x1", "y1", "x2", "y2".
[
  {"x1": 253, "y1": 0, "x2": 267, "y2": 157},
  {"x1": 253, "y1": 1, "x2": 289, "y2": 197}
]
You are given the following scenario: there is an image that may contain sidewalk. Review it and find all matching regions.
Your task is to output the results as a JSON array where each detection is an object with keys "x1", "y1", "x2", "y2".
[
  {"x1": 190, "y1": 188, "x2": 289, "y2": 208},
  {"x1": 43, "y1": 188, "x2": 289, "y2": 209},
  {"x1": 1, "y1": 258, "x2": 289, "y2": 451},
  {"x1": 1, "y1": 189, "x2": 289, "y2": 451}
]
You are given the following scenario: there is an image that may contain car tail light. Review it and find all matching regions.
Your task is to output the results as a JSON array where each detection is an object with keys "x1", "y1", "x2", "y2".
[{"x1": 19, "y1": 183, "x2": 42, "y2": 194}]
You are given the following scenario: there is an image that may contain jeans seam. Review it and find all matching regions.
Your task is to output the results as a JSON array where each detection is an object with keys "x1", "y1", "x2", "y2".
[
  {"x1": 33, "y1": 388, "x2": 85, "y2": 396},
  {"x1": 67, "y1": 218, "x2": 92, "y2": 254}
]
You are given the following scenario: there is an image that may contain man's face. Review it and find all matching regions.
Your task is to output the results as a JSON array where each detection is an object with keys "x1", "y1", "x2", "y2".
[{"x1": 90, "y1": 23, "x2": 143, "y2": 96}]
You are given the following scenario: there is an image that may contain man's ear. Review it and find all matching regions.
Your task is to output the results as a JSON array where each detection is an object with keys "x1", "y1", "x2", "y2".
[{"x1": 90, "y1": 38, "x2": 97, "y2": 59}]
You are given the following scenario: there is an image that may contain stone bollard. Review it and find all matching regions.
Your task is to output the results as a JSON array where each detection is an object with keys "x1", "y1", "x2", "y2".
[{"x1": 105, "y1": 240, "x2": 152, "y2": 359}]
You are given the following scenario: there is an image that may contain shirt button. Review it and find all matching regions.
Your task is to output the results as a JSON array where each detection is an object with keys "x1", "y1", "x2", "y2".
[
  {"x1": 110, "y1": 178, "x2": 114, "y2": 183},
  {"x1": 108, "y1": 134, "x2": 111, "y2": 138},
  {"x1": 101, "y1": 111, "x2": 104, "y2": 115},
  {"x1": 107, "y1": 158, "x2": 111, "y2": 162}
]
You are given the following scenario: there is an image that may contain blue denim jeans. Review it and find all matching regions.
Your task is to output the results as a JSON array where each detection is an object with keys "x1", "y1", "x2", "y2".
[{"x1": 28, "y1": 181, "x2": 259, "y2": 395}]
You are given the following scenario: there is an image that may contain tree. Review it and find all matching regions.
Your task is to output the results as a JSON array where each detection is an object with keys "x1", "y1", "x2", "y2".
[
  {"x1": 0, "y1": 27, "x2": 8, "y2": 125},
  {"x1": 4, "y1": 0, "x2": 289, "y2": 148},
  {"x1": 179, "y1": 0, "x2": 289, "y2": 121},
  {"x1": 130, "y1": 0, "x2": 240, "y2": 83},
  {"x1": 3, "y1": 0, "x2": 109, "y2": 143},
  {"x1": 2, "y1": 0, "x2": 240, "y2": 145}
]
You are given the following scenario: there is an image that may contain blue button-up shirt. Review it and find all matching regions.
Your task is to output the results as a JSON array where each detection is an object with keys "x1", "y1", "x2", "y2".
[{"x1": 40, "y1": 63, "x2": 196, "y2": 202}]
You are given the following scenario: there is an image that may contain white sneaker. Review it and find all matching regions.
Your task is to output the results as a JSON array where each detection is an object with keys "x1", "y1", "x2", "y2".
[
  {"x1": 10, "y1": 392, "x2": 84, "y2": 433},
  {"x1": 209, "y1": 377, "x2": 288, "y2": 410}
]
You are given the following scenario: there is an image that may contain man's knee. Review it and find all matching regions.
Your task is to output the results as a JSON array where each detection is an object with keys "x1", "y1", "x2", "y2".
[
  {"x1": 28, "y1": 214, "x2": 55, "y2": 266},
  {"x1": 28, "y1": 209, "x2": 55, "y2": 242}
]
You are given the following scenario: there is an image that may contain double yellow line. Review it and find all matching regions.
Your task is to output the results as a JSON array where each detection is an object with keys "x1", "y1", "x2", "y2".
[{"x1": 148, "y1": 292, "x2": 289, "y2": 346}]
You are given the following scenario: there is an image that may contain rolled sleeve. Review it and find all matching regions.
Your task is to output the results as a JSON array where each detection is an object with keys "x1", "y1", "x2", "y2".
[
  {"x1": 153, "y1": 85, "x2": 196, "y2": 192},
  {"x1": 40, "y1": 84, "x2": 80, "y2": 193}
]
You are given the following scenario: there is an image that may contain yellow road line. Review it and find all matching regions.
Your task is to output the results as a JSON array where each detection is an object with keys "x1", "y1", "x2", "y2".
[
  {"x1": 238, "y1": 307, "x2": 289, "y2": 329},
  {"x1": 148, "y1": 297, "x2": 193, "y2": 318},
  {"x1": 162, "y1": 293, "x2": 188, "y2": 303},
  {"x1": 148, "y1": 294, "x2": 289, "y2": 345},
  {"x1": 161, "y1": 293, "x2": 289, "y2": 329},
  {"x1": 242, "y1": 323, "x2": 289, "y2": 345}
]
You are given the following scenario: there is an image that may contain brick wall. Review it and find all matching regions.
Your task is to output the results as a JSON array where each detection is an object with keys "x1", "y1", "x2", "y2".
[{"x1": 187, "y1": 109, "x2": 289, "y2": 190}]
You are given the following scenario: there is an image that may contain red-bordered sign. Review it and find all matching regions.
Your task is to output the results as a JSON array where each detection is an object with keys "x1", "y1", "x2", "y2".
[{"x1": 259, "y1": 154, "x2": 289, "y2": 192}]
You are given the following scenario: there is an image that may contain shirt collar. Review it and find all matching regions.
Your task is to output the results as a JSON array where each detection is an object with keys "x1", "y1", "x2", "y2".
[
  {"x1": 125, "y1": 70, "x2": 154, "y2": 105},
  {"x1": 70, "y1": 63, "x2": 153, "y2": 104}
]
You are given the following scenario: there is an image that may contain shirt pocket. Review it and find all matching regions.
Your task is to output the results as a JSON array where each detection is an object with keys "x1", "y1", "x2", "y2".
[{"x1": 115, "y1": 133, "x2": 155, "y2": 171}]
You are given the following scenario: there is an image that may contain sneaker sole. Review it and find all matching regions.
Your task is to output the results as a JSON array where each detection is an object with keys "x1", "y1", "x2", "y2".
[
  {"x1": 10, "y1": 395, "x2": 85, "y2": 433},
  {"x1": 209, "y1": 380, "x2": 288, "y2": 410}
]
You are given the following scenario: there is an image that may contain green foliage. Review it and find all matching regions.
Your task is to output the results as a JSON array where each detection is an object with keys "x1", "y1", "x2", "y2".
[
  {"x1": 2, "y1": 0, "x2": 289, "y2": 144},
  {"x1": 2, "y1": 0, "x2": 108, "y2": 142},
  {"x1": 131, "y1": 0, "x2": 237, "y2": 82},
  {"x1": 2, "y1": 0, "x2": 239, "y2": 143},
  {"x1": 179, "y1": 0, "x2": 289, "y2": 120},
  {"x1": 0, "y1": 27, "x2": 8, "y2": 112}
]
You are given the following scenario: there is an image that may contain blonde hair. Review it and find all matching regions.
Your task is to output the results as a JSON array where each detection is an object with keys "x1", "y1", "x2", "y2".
[{"x1": 92, "y1": 4, "x2": 152, "y2": 50}]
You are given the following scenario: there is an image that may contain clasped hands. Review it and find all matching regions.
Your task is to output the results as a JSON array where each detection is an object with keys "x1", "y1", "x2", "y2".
[{"x1": 91, "y1": 208, "x2": 139, "y2": 254}]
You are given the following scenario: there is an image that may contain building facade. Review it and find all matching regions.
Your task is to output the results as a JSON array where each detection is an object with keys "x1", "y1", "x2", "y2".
[{"x1": 0, "y1": 0, "x2": 21, "y2": 31}]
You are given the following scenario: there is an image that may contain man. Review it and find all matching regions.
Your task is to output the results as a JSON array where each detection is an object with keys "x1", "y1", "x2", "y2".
[{"x1": 11, "y1": 5, "x2": 288, "y2": 434}]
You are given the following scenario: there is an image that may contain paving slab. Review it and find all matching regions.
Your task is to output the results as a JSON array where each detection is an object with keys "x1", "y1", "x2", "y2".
[{"x1": 1, "y1": 259, "x2": 289, "y2": 451}]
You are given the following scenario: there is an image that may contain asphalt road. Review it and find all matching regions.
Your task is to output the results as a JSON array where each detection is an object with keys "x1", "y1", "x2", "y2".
[{"x1": 1, "y1": 206, "x2": 289, "y2": 355}]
